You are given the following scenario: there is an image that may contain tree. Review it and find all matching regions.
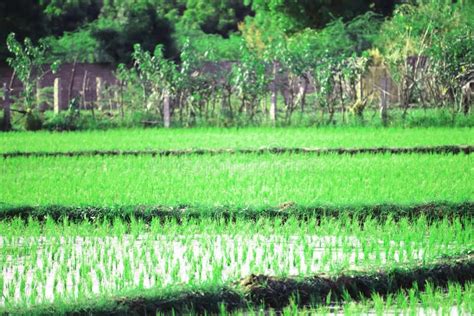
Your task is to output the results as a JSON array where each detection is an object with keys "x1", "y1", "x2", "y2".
[
  {"x1": 377, "y1": 1, "x2": 473, "y2": 114},
  {"x1": 92, "y1": 2, "x2": 178, "y2": 64},
  {"x1": 179, "y1": 0, "x2": 252, "y2": 37},
  {"x1": 0, "y1": 1, "x2": 46, "y2": 62},
  {"x1": 41, "y1": 0, "x2": 101, "y2": 36},
  {"x1": 231, "y1": 44, "x2": 268, "y2": 120},
  {"x1": 248, "y1": 0, "x2": 396, "y2": 33},
  {"x1": 6, "y1": 33, "x2": 59, "y2": 130},
  {"x1": 1, "y1": 0, "x2": 102, "y2": 63}
]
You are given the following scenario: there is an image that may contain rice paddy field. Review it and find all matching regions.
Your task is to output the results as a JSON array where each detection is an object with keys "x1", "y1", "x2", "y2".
[
  {"x1": 1, "y1": 127, "x2": 473, "y2": 315},
  {"x1": 1, "y1": 127, "x2": 472, "y2": 153}
]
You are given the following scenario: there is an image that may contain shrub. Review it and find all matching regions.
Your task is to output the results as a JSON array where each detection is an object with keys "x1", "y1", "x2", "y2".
[{"x1": 24, "y1": 110, "x2": 43, "y2": 131}]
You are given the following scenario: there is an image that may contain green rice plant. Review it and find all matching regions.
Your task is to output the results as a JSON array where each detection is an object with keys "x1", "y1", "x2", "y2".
[
  {"x1": 243, "y1": 282, "x2": 474, "y2": 316},
  {"x1": 0, "y1": 153, "x2": 472, "y2": 208},
  {"x1": 0, "y1": 216, "x2": 472, "y2": 310},
  {"x1": 0, "y1": 127, "x2": 472, "y2": 154}
]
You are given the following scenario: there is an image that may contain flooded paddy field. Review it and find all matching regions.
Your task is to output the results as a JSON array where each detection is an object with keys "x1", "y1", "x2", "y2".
[
  {"x1": 0, "y1": 127, "x2": 472, "y2": 314},
  {"x1": 1, "y1": 217, "x2": 472, "y2": 310}
]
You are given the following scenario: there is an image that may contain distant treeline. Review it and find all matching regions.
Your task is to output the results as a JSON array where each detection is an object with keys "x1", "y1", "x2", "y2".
[
  {"x1": 1, "y1": 1, "x2": 472, "y2": 130},
  {"x1": 0, "y1": 0, "x2": 402, "y2": 64}
]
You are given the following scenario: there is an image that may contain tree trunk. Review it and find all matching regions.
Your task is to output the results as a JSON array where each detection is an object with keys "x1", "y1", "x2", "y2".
[
  {"x1": 81, "y1": 70, "x2": 88, "y2": 110},
  {"x1": 299, "y1": 77, "x2": 308, "y2": 113},
  {"x1": 270, "y1": 61, "x2": 278, "y2": 124},
  {"x1": 380, "y1": 73, "x2": 389, "y2": 126},
  {"x1": 338, "y1": 74, "x2": 346, "y2": 123},
  {"x1": 119, "y1": 80, "x2": 124, "y2": 119},
  {"x1": 67, "y1": 59, "x2": 77, "y2": 105},
  {"x1": 36, "y1": 81, "x2": 42, "y2": 110},
  {"x1": 2, "y1": 83, "x2": 11, "y2": 131},
  {"x1": 96, "y1": 77, "x2": 103, "y2": 111}
]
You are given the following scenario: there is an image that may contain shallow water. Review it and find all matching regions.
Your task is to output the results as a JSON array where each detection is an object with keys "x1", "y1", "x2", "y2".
[{"x1": 0, "y1": 234, "x2": 452, "y2": 307}]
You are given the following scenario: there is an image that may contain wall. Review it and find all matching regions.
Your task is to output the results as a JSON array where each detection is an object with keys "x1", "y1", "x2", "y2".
[{"x1": 0, "y1": 63, "x2": 116, "y2": 110}]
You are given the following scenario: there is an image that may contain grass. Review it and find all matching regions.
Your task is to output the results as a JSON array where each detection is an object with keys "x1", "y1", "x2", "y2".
[
  {"x1": 235, "y1": 282, "x2": 474, "y2": 316},
  {"x1": 0, "y1": 216, "x2": 472, "y2": 311},
  {"x1": 0, "y1": 153, "x2": 472, "y2": 207},
  {"x1": 0, "y1": 127, "x2": 472, "y2": 153}
]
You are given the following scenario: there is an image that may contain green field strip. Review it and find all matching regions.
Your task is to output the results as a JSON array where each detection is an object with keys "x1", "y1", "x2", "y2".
[
  {"x1": 1, "y1": 145, "x2": 473, "y2": 158},
  {"x1": 0, "y1": 202, "x2": 472, "y2": 222},
  {"x1": 1, "y1": 127, "x2": 472, "y2": 153},
  {"x1": 1, "y1": 153, "x2": 471, "y2": 206},
  {"x1": 3, "y1": 253, "x2": 472, "y2": 315},
  {"x1": 243, "y1": 282, "x2": 474, "y2": 315}
]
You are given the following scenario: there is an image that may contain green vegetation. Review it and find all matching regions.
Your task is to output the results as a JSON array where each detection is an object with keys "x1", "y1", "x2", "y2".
[
  {"x1": 1, "y1": 153, "x2": 471, "y2": 207},
  {"x1": 1, "y1": 0, "x2": 251, "y2": 63},
  {"x1": 0, "y1": 126, "x2": 472, "y2": 313},
  {"x1": 236, "y1": 282, "x2": 474, "y2": 316},
  {"x1": 1, "y1": 1, "x2": 473, "y2": 313},
  {"x1": 2, "y1": 1, "x2": 473, "y2": 130},
  {"x1": 1, "y1": 127, "x2": 472, "y2": 153},
  {"x1": 0, "y1": 216, "x2": 472, "y2": 312}
]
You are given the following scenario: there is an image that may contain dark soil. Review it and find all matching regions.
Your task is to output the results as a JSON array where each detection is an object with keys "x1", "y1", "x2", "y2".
[
  {"x1": 1, "y1": 201, "x2": 471, "y2": 223},
  {"x1": 238, "y1": 253, "x2": 474, "y2": 309},
  {"x1": 1, "y1": 145, "x2": 472, "y2": 159}
]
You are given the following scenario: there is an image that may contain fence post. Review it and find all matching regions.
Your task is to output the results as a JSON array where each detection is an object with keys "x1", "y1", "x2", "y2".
[
  {"x1": 163, "y1": 90, "x2": 171, "y2": 128},
  {"x1": 2, "y1": 83, "x2": 11, "y2": 131},
  {"x1": 96, "y1": 77, "x2": 103, "y2": 111},
  {"x1": 380, "y1": 71, "x2": 389, "y2": 126},
  {"x1": 270, "y1": 61, "x2": 278, "y2": 124},
  {"x1": 53, "y1": 78, "x2": 61, "y2": 114}
]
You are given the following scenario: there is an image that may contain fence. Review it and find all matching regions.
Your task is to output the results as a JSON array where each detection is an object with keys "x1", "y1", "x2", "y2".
[{"x1": 1, "y1": 61, "x2": 403, "y2": 129}]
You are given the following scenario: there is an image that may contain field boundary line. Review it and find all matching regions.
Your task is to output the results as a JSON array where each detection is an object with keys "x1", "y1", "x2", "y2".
[
  {"x1": 1, "y1": 201, "x2": 472, "y2": 222},
  {"x1": 1, "y1": 145, "x2": 473, "y2": 158}
]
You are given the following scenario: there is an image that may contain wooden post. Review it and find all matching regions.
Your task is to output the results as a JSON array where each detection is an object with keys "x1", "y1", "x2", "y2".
[
  {"x1": 163, "y1": 90, "x2": 171, "y2": 128},
  {"x1": 54, "y1": 78, "x2": 61, "y2": 114},
  {"x1": 96, "y1": 77, "x2": 103, "y2": 111},
  {"x1": 113, "y1": 90, "x2": 119, "y2": 112},
  {"x1": 380, "y1": 71, "x2": 389, "y2": 126},
  {"x1": 462, "y1": 81, "x2": 473, "y2": 115},
  {"x1": 270, "y1": 61, "x2": 278, "y2": 124},
  {"x1": 2, "y1": 83, "x2": 11, "y2": 131}
]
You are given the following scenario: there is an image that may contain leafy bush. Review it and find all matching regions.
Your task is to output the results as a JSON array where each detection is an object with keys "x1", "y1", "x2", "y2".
[
  {"x1": 43, "y1": 99, "x2": 80, "y2": 131},
  {"x1": 91, "y1": 3, "x2": 177, "y2": 64},
  {"x1": 24, "y1": 111, "x2": 43, "y2": 131}
]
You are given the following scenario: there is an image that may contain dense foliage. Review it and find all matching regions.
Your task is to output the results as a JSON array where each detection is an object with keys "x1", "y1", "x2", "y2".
[
  {"x1": 1, "y1": 0, "x2": 473, "y2": 130},
  {"x1": 0, "y1": 0, "x2": 254, "y2": 63},
  {"x1": 0, "y1": 0, "x2": 400, "y2": 64}
]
